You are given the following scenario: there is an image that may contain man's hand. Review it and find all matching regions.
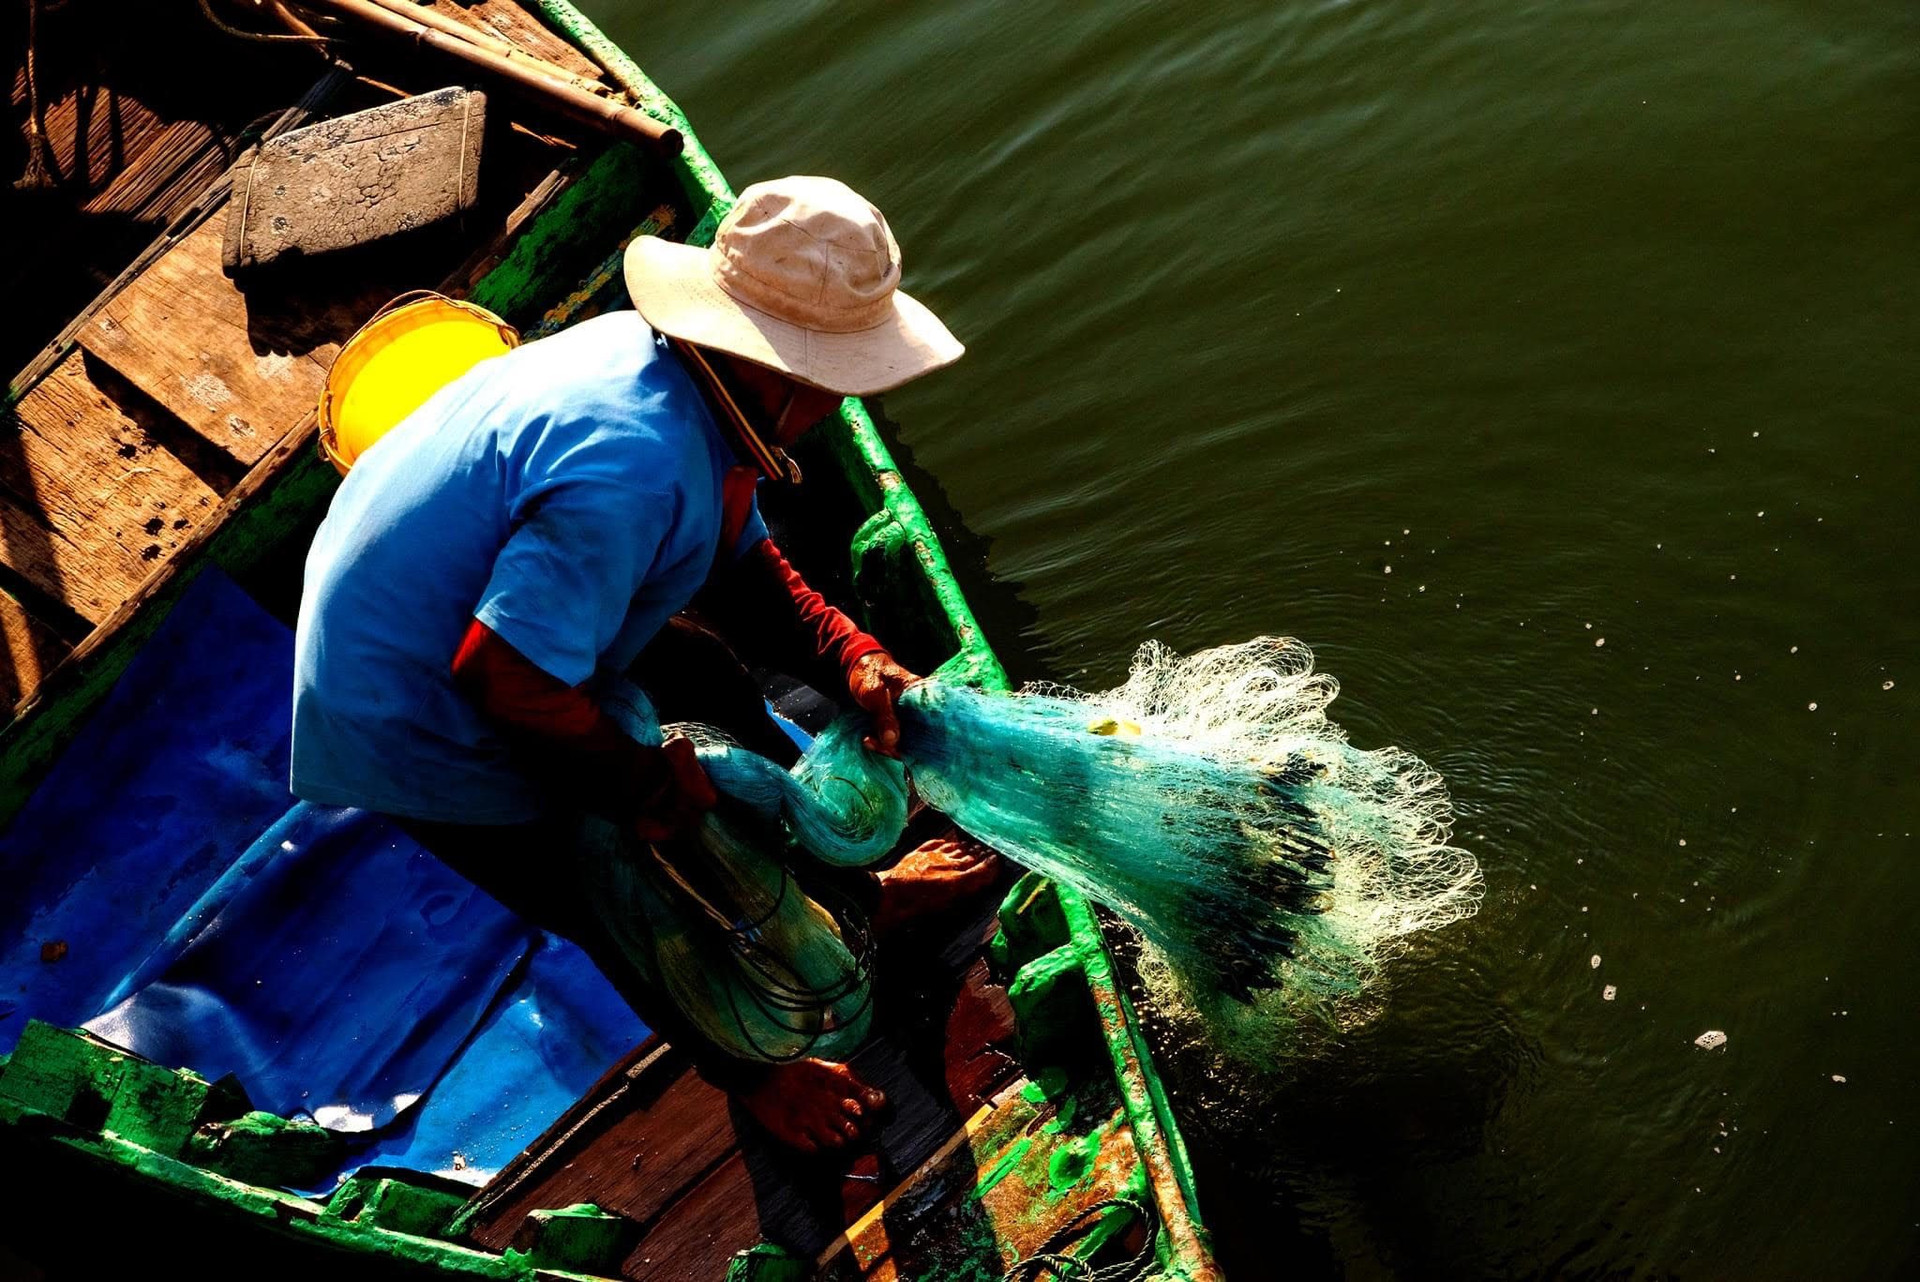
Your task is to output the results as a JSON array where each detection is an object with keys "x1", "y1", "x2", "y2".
[
  {"x1": 847, "y1": 651, "x2": 919, "y2": 757},
  {"x1": 634, "y1": 735, "x2": 718, "y2": 841}
]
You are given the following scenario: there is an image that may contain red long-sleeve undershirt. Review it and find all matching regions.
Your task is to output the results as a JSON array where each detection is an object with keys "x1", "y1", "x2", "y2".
[{"x1": 449, "y1": 537, "x2": 880, "y2": 822}]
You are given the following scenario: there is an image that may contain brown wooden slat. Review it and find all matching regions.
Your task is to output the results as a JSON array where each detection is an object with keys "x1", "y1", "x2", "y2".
[
  {"x1": 466, "y1": 1048, "x2": 739, "y2": 1252},
  {"x1": 0, "y1": 588, "x2": 71, "y2": 711},
  {"x1": 425, "y1": 0, "x2": 606, "y2": 80},
  {"x1": 25, "y1": 82, "x2": 172, "y2": 197},
  {"x1": 0, "y1": 352, "x2": 221, "y2": 624},
  {"x1": 622, "y1": 1153, "x2": 763, "y2": 1282},
  {"x1": 77, "y1": 220, "x2": 337, "y2": 467},
  {"x1": 82, "y1": 118, "x2": 224, "y2": 223}
]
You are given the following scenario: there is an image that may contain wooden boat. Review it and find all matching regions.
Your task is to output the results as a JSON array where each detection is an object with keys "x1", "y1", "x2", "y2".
[{"x1": 0, "y1": 3, "x2": 1220, "y2": 1278}]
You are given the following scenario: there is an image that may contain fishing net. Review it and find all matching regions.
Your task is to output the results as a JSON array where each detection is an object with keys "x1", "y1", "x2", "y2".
[
  {"x1": 901, "y1": 639, "x2": 1482, "y2": 1023},
  {"x1": 584, "y1": 685, "x2": 883, "y2": 1064},
  {"x1": 587, "y1": 638, "x2": 1480, "y2": 1062}
]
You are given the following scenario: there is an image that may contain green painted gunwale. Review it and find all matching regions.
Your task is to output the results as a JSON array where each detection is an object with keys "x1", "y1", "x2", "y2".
[{"x1": 0, "y1": 3, "x2": 1218, "y2": 1276}]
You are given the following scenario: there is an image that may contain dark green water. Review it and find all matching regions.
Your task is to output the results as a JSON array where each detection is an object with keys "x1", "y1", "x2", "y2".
[{"x1": 587, "y1": 2, "x2": 1918, "y2": 1274}]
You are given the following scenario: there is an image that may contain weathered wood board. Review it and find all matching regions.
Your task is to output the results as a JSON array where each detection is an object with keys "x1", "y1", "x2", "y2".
[
  {"x1": 83, "y1": 118, "x2": 227, "y2": 226},
  {"x1": 0, "y1": 589, "x2": 70, "y2": 712},
  {"x1": 223, "y1": 88, "x2": 487, "y2": 274},
  {"x1": 77, "y1": 220, "x2": 338, "y2": 467},
  {"x1": 0, "y1": 353, "x2": 221, "y2": 625},
  {"x1": 426, "y1": 0, "x2": 607, "y2": 80}
]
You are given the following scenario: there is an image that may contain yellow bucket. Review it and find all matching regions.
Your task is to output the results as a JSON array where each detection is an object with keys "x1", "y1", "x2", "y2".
[{"x1": 318, "y1": 292, "x2": 519, "y2": 474}]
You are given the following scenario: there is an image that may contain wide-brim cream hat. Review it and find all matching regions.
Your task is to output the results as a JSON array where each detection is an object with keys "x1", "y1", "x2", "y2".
[{"x1": 624, "y1": 175, "x2": 963, "y2": 397}]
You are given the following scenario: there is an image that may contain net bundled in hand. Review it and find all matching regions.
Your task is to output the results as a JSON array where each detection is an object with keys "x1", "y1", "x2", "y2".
[
  {"x1": 590, "y1": 686, "x2": 899, "y2": 1065},
  {"x1": 592, "y1": 637, "x2": 1480, "y2": 1058}
]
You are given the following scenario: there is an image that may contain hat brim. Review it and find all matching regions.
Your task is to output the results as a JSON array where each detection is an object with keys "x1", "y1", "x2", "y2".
[{"x1": 623, "y1": 236, "x2": 964, "y2": 397}]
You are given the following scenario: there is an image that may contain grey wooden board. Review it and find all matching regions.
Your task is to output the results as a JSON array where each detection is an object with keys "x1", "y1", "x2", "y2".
[{"x1": 223, "y1": 87, "x2": 487, "y2": 274}]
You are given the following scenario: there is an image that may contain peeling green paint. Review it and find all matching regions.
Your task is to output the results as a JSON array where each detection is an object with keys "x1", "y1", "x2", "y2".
[
  {"x1": 507, "y1": 1203, "x2": 634, "y2": 1274},
  {"x1": 975, "y1": 1135, "x2": 1034, "y2": 1199},
  {"x1": 1047, "y1": 1133, "x2": 1098, "y2": 1193},
  {"x1": 724, "y1": 1242, "x2": 807, "y2": 1282},
  {"x1": 326, "y1": 1170, "x2": 469, "y2": 1240},
  {"x1": 190, "y1": 1109, "x2": 343, "y2": 1188}
]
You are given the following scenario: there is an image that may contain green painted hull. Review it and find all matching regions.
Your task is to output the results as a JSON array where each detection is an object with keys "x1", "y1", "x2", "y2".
[{"x1": 0, "y1": 4, "x2": 1217, "y2": 1277}]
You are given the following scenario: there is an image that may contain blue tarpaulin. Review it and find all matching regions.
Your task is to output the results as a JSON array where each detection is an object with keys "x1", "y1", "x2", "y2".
[{"x1": 0, "y1": 570, "x2": 644, "y2": 1186}]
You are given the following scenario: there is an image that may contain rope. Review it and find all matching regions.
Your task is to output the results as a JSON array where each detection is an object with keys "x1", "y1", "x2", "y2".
[
  {"x1": 1001, "y1": 1196, "x2": 1160, "y2": 1282},
  {"x1": 647, "y1": 837, "x2": 875, "y2": 1064},
  {"x1": 195, "y1": 0, "x2": 333, "y2": 46},
  {"x1": 671, "y1": 337, "x2": 803, "y2": 484},
  {"x1": 14, "y1": 0, "x2": 58, "y2": 190}
]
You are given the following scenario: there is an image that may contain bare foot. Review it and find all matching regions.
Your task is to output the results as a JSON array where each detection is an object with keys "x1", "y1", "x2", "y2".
[
  {"x1": 872, "y1": 833, "x2": 1003, "y2": 936},
  {"x1": 739, "y1": 1059, "x2": 887, "y2": 1154}
]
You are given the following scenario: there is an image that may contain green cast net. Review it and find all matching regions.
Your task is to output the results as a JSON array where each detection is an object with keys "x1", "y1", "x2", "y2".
[{"x1": 592, "y1": 637, "x2": 1480, "y2": 1062}]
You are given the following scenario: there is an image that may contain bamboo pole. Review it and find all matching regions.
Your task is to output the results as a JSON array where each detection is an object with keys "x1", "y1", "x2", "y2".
[
  {"x1": 355, "y1": 0, "x2": 614, "y2": 98},
  {"x1": 291, "y1": 0, "x2": 682, "y2": 153}
]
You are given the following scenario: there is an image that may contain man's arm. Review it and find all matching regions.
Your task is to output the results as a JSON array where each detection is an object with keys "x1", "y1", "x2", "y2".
[
  {"x1": 457, "y1": 462, "x2": 720, "y2": 836},
  {"x1": 699, "y1": 537, "x2": 917, "y2": 754},
  {"x1": 451, "y1": 619, "x2": 716, "y2": 837}
]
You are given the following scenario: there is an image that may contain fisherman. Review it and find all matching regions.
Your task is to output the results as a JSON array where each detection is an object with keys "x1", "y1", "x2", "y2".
[{"x1": 290, "y1": 176, "x2": 999, "y2": 1154}]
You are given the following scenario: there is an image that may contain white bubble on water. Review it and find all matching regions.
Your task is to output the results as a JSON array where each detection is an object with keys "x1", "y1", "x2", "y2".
[
  {"x1": 1884, "y1": 680, "x2": 1895, "y2": 691},
  {"x1": 1809, "y1": 702, "x2": 1819, "y2": 711},
  {"x1": 1590, "y1": 954, "x2": 1602, "y2": 969},
  {"x1": 1596, "y1": 637, "x2": 1606, "y2": 647}
]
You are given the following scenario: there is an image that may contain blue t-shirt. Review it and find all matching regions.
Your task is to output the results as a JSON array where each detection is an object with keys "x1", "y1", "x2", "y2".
[{"x1": 291, "y1": 312, "x2": 766, "y2": 824}]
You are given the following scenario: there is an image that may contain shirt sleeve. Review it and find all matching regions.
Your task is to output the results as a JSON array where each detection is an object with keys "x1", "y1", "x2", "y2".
[
  {"x1": 475, "y1": 476, "x2": 674, "y2": 686},
  {"x1": 698, "y1": 537, "x2": 884, "y2": 696}
]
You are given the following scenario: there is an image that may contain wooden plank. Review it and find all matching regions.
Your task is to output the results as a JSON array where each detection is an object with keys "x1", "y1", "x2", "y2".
[
  {"x1": 5, "y1": 69, "x2": 355, "y2": 407},
  {"x1": 622, "y1": 1154, "x2": 763, "y2": 1282},
  {"x1": 82, "y1": 118, "x2": 225, "y2": 224},
  {"x1": 0, "y1": 589, "x2": 71, "y2": 712},
  {"x1": 0, "y1": 352, "x2": 222, "y2": 624},
  {"x1": 424, "y1": 0, "x2": 607, "y2": 81},
  {"x1": 465, "y1": 1045, "x2": 739, "y2": 1251},
  {"x1": 26, "y1": 82, "x2": 172, "y2": 198},
  {"x1": 77, "y1": 220, "x2": 339, "y2": 467}
]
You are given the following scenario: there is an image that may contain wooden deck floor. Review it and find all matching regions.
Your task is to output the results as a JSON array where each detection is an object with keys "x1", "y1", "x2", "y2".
[
  {"x1": 462, "y1": 898, "x2": 1034, "y2": 1279},
  {"x1": 456, "y1": 872, "x2": 1151, "y2": 1282}
]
